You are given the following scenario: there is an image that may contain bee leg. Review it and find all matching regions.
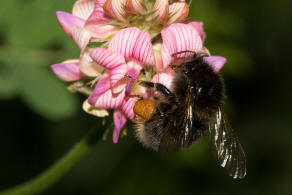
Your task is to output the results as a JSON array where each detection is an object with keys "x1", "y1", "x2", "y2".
[
  {"x1": 124, "y1": 74, "x2": 136, "y2": 80},
  {"x1": 124, "y1": 75, "x2": 172, "y2": 97},
  {"x1": 127, "y1": 94, "x2": 143, "y2": 100},
  {"x1": 139, "y1": 81, "x2": 174, "y2": 97},
  {"x1": 171, "y1": 50, "x2": 196, "y2": 57},
  {"x1": 125, "y1": 76, "x2": 177, "y2": 104}
]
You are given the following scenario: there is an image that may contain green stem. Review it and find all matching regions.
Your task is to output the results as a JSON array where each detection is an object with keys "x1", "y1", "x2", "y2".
[{"x1": 0, "y1": 121, "x2": 108, "y2": 195}]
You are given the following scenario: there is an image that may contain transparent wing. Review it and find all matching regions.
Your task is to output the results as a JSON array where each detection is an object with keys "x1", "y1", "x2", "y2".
[{"x1": 210, "y1": 107, "x2": 246, "y2": 179}]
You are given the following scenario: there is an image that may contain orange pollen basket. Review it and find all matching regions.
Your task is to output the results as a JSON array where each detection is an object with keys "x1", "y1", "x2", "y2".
[{"x1": 133, "y1": 99, "x2": 156, "y2": 120}]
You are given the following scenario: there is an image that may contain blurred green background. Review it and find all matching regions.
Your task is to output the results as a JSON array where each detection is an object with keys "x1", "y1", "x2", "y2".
[{"x1": 1, "y1": 0, "x2": 292, "y2": 194}]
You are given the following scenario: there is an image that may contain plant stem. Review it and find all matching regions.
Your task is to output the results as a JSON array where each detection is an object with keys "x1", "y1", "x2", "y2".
[{"x1": 0, "y1": 121, "x2": 108, "y2": 195}]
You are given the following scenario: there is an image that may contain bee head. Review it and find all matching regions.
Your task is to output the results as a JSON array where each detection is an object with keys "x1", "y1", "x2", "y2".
[{"x1": 180, "y1": 58, "x2": 224, "y2": 111}]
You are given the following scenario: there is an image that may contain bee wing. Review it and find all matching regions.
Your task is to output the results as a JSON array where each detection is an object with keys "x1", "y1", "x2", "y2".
[{"x1": 210, "y1": 107, "x2": 246, "y2": 179}]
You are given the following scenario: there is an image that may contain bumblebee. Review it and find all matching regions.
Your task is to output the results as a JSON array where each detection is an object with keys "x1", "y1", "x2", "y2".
[{"x1": 132, "y1": 52, "x2": 246, "y2": 179}]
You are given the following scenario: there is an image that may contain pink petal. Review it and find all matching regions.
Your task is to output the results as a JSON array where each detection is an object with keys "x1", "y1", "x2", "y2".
[
  {"x1": 88, "y1": 71, "x2": 111, "y2": 105},
  {"x1": 86, "y1": 24, "x2": 118, "y2": 39},
  {"x1": 152, "y1": 68, "x2": 175, "y2": 90},
  {"x1": 91, "y1": 48, "x2": 126, "y2": 69},
  {"x1": 85, "y1": 1, "x2": 119, "y2": 39},
  {"x1": 148, "y1": 0, "x2": 169, "y2": 24},
  {"x1": 161, "y1": 23, "x2": 203, "y2": 69},
  {"x1": 92, "y1": 88, "x2": 125, "y2": 109},
  {"x1": 56, "y1": 11, "x2": 85, "y2": 37},
  {"x1": 96, "y1": 0, "x2": 107, "y2": 7},
  {"x1": 126, "y1": 0, "x2": 146, "y2": 14},
  {"x1": 113, "y1": 109, "x2": 127, "y2": 143},
  {"x1": 152, "y1": 43, "x2": 164, "y2": 72},
  {"x1": 168, "y1": 2, "x2": 189, "y2": 25},
  {"x1": 109, "y1": 28, "x2": 155, "y2": 66},
  {"x1": 79, "y1": 48, "x2": 105, "y2": 77},
  {"x1": 86, "y1": 1, "x2": 112, "y2": 23},
  {"x1": 103, "y1": 0, "x2": 127, "y2": 22},
  {"x1": 125, "y1": 60, "x2": 143, "y2": 95},
  {"x1": 109, "y1": 27, "x2": 140, "y2": 58},
  {"x1": 71, "y1": 26, "x2": 91, "y2": 50},
  {"x1": 133, "y1": 30, "x2": 156, "y2": 66},
  {"x1": 204, "y1": 56, "x2": 227, "y2": 72},
  {"x1": 126, "y1": 59, "x2": 143, "y2": 73},
  {"x1": 110, "y1": 63, "x2": 127, "y2": 88},
  {"x1": 72, "y1": 0, "x2": 96, "y2": 20},
  {"x1": 51, "y1": 62, "x2": 84, "y2": 82},
  {"x1": 154, "y1": 49, "x2": 163, "y2": 72},
  {"x1": 121, "y1": 97, "x2": 136, "y2": 120},
  {"x1": 188, "y1": 22, "x2": 206, "y2": 41},
  {"x1": 112, "y1": 78, "x2": 127, "y2": 94}
]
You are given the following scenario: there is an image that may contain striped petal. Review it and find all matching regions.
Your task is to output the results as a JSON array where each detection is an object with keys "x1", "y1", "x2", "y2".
[
  {"x1": 121, "y1": 97, "x2": 136, "y2": 120},
  {"x1": 113, "y1": 109, "x2": 127, "y2": 143},
  {"x1": 109, "y1": 27, "x2": 140, "y2": 58},
  {"x1": 133, "y1": 30, "x2": 156, "y2": 66},
  {"x1": 51, "y1": 61, "x2": 84, "y2": 82},
  {"x1": 204, "y1": 56, "x2": 227, "y2": 72},
  {"x1": 109, "y1": 28, "x2": 155, "y2": 66},
  {"x1": 72, "y1": 0, "x2": 96, "y2": 20},
  {"x1": 148, "y1": 0, "x2": 169, "y2": 24},
  {"x1": 103, "y1": 0, "x2": 127, "y2": 22},
  {"x1": 168, "y1": 2, "x2": 189, "y2": 25},
  {"x1": 161, "y1": 23, "x2": 203, "y2": 69},
  {"x1": 126, "y1": 0, "x2": 146, "y2": 15},
  {"x1": 91, "y1": 88, "x2": 125, "y2": 109},
  {"x1": 56, "y1": 11, "x2": 85, "y2": 37},
  {"x1": 188, "y1": 22, "x2": 206, "y2": 41},
  {"x1": 110, "y1": 63, "x2": 127, "y2": 89},
  {"x1": 91, "y1": 48, "x2": 126, "y2": 69},
  {"x1": 71, "y1": 26, "x2": 91, "y2": 50},
  {"x1": 88, "y1": 71, "x2": 111, "y2": 105}
]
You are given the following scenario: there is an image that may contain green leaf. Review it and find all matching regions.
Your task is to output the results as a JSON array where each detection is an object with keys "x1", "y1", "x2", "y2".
[
  {"x1": 8, "y1": 60, "x2": 79, "y2": 120},
  {"x1": 0, "y1": 59, "x2": 17, "y2": 99},
  {"x1": 0, "y1": 73, "x2": 17, "y2": 99},
  {"x1": 7, "y1": 0, "x2": 76, "y2": 48}
]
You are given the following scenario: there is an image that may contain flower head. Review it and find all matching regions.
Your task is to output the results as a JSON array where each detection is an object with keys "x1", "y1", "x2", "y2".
[{"x1": 52, "y1": 0, "x2": 227, "y2": 143}]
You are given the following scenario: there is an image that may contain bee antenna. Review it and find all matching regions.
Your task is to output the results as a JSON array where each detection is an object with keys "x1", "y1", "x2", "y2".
[{"x1": 171, "y1": 50, "x2": 196, "y2": 57}]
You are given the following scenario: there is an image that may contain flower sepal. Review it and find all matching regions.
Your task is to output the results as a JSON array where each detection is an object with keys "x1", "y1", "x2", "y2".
[{"x1": 82, "y1": 99, "x2": 109, "y2": 117}]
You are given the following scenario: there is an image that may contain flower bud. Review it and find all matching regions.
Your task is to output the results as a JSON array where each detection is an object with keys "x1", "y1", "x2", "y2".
[
  {"x1": 103, "y1": 0, "x2": 127, "y2": 22},
  {"x1": 167, "y1": 1, "x2": 189, "y2": 25},
  {"x1": 148, "y1": 0, "x2": 169, "y2": 24},
  {"x1": 126, "y1": 0, "x2": 146, "y2": 14}
]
